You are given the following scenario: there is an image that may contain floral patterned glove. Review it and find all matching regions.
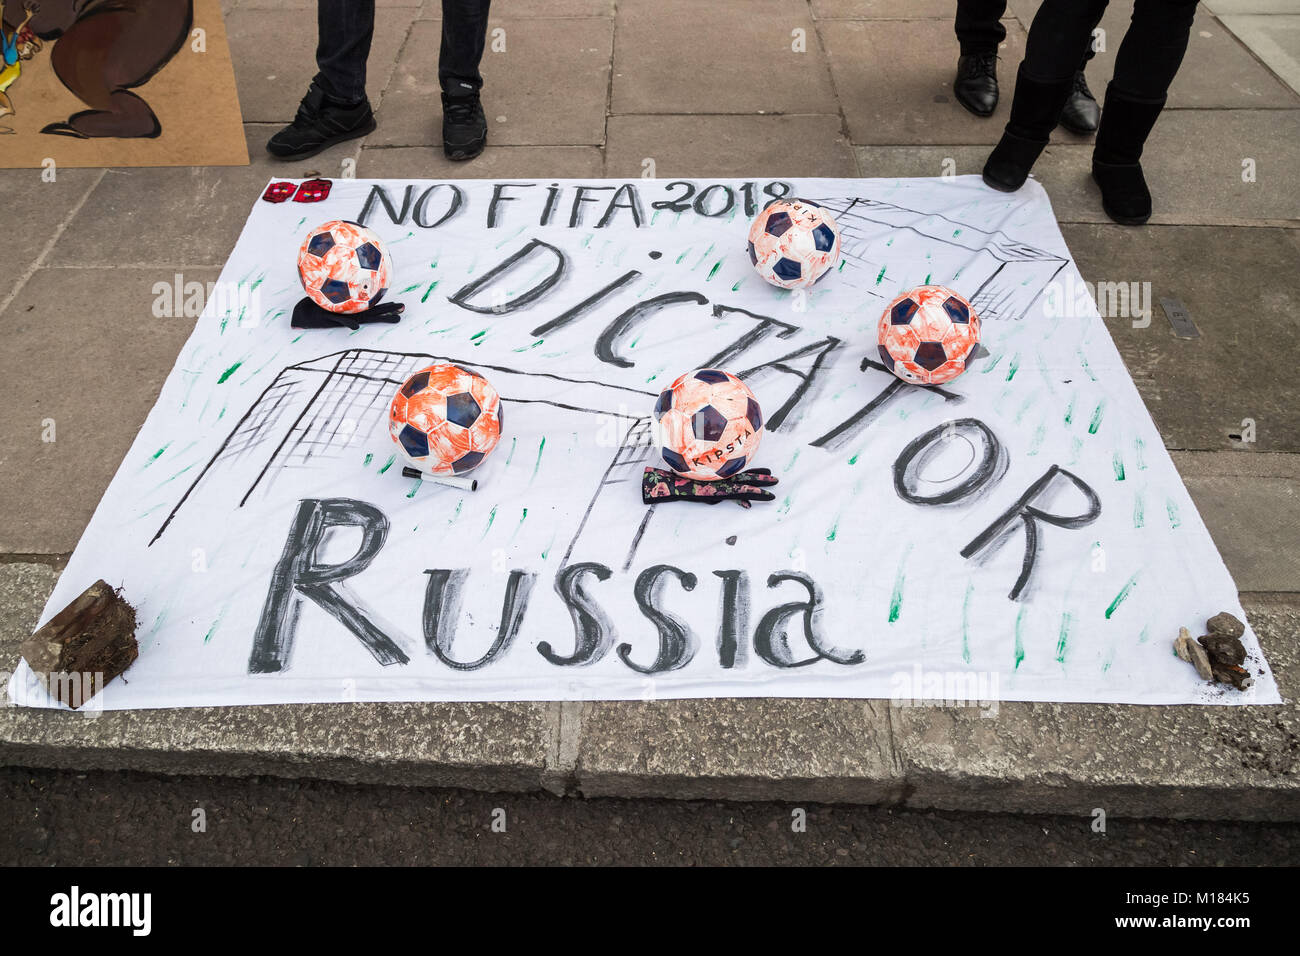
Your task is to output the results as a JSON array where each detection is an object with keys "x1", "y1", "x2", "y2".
[{"x1": 642, "y1": 467, "x2": 779, "y2": 508}]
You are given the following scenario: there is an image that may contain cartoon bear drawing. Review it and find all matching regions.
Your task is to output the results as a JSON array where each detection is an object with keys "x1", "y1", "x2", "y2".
[{"x1": 2, "y1": 0, "x2": 193, "y2": 138}]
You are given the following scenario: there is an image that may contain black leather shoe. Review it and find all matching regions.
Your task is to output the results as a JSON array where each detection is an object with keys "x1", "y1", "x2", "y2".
[
  {"x1": 1059, "y1": 70, "x2": 1100, "y2": 134},
  {"x1": 954, "y1": 52, "x2": 999, "y2": 117},
  {"x1": 267, "y1": 83, "x2": 376, "y2": 160},
  {"x1": 442, "y1": 90, "x2": 487, "y2": 161},
  {"x1": 1090, "y1": 161, "x2": 1151, "y2": 225}
]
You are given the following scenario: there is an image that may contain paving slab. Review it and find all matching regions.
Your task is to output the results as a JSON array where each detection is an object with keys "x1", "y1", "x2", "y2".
[
  {"x1": 605, "y1": 114, "x2": 858, "y2": 178},
  {"x1": 418, "y1": 0, "x2": 614, "y2": 15},
  {"x1": 0, "y1": 169, "x2": 104, "y2": 309},
  {"x1": 358, "y1": 145, "x2": 604, "y2": 179},
  {"x1": 812, "y1": 0, "x2": 957, "y2": 16},
  {"x1": 0, "y1": 563, "x2": 556, "y2": 791},
  {"x1": 224, "y1": 6, "x2": 413, "y2": 123},
  {"x1": 1, "y1": 0, "x2": 1297, "y2": 819},
  {"x1": 1206, "y1": 1, "x2": 1300, "y2": 13},
  {"x1": 0, "y1": 269, "x2": 215, "y2": 554},
  {"x1": 1005, "y1": 5, "x2": 1299, "y2": 109},
  {"x1": 1060, "y1": 224, "x2": 1300, "y2": 454},
  {"x1": 856, "y1": 108, "x2": 1300, "y2": 225},
  {"x1": 889, "y1": 600, "x2": 1299, "y2": 821},
  {"x1": 1221, "y1": 14, "x2": 1300, "y2": 95},
  {"x1": 821, "y1": 18, "x2": 1027, "y2": 144},
  {"x1": 572, "y1": 699, "x2": 901, "y2": 803},
  {"x1": 855, "y1": 144, "x2": 1116, "y2": 223},
  {"x1": 612, "y1": 0, "x2": 836, "y2": 116},
  {"x1": 856, "y1": 144, "x2": 994, "y2": 180},
  {"x1": 1183, "y1": 478, "x2": 1300, "y2": 592},
  {"x1": 1174, "y1": 12, "x2": 1300, "y2": 106},
  {"x1": 45, "y1": 126, "x2": 358, "y2": 270},
  {"x1": 1170, "y1": 450, "x2": 1300, "y2": 480},
  {"x1": 2, "y1": 559, "x2": 1294, "y2": 818},
  {"x1": 367, "y1": 18, "x2": 612, "y2": 147}
]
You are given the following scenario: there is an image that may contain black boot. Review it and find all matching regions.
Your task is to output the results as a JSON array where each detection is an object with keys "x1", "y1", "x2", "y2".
[
  {"x1": 954, "y1": 51, "x2": 999, "y2": 117},
  {"x1": 1091, "y1": 85, "x2": 1165, "y2": 225},
  {"x1": 1058, "y1": 70, "x2": 1100, "y2": 134},
  {"x1": 982, "y1": 68, "x2": 1075, "y2": 192}
]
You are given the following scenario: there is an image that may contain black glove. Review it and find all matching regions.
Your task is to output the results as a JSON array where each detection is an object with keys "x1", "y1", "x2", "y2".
[
  {"x1": 642, "y1": 467, "x2": 779, "y2": 508},
  {"x1": 291, "y1": 296, "x2": 404, "y2": 331}
]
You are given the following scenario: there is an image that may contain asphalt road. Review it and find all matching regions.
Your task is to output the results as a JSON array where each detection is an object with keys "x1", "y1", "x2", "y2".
[{"x1": 2, "y1": 767, "x2": 1297, "y2": 866}]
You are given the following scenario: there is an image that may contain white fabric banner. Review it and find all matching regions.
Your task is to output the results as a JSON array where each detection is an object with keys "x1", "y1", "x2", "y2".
[{"x1": 9, "y1": 176, "x2": 1280, "y2": 709}]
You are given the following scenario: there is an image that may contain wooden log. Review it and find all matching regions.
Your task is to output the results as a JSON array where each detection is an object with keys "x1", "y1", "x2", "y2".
[{"x1": 19, "y1": 580, "x2": 138, "y2": 709}]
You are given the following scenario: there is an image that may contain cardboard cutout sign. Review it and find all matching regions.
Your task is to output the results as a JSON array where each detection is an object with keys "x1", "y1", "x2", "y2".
[
  {"x1": 0, "y1": 0, "x2": 246, "y2": 168},
  {"x1": 8, "y1": 176, "x2": 1280, "y2": 709}
]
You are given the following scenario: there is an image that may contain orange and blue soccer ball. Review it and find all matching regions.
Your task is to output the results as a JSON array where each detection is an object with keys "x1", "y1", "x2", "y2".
[
  {"x1": 653, "y1": 369, "x2": 763, "y2": 481},
  {"x1": 389, "y1": 363, "x2": 503, "y2": 476},
  {"x1": 876, "y1": 285, "x2": 981, "y2": 386},
  {"x1": 746, "y1": 198, "x2": 842, "y2": 290},
  {"x1": 297, "y1": 220, "x2": 393, "y2": 314}
]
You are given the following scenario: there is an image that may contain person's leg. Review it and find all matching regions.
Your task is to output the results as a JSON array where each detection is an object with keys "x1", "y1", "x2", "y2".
[
  {"x1": 955, "y1": 0, "x2": 1008, "y2": 54},
  {"x1": 982, "y1": 0, "x2": 1108, "y2": 190},
  {"x1": 266, "y1": 0, "x2": 377, "y2": 160},
  {"x1": 1109, "y1": 0, "x2": 1198, "y2": 102},
  {"x1": 314, "y1": 0, "x2": 376, "y2": 104},
  {"x1": 1060, "y1": 7, "x2": 1107, "y2": 133},
  {"x1": 439, "y1": 0, "x2": 491, "y2": 94},
  {"x1": 439, "y1": 0, "x2": 491, "y2": 161},
  {"x1": 953, "y1": 0, "x2": 1008, "y2": 117},
  {"x1": 1091, "y1": 0, "x2": 1199, "y2": 223},
  {"x1": 1020, "y1": 0, "x2": 1107, "y2": 82}
]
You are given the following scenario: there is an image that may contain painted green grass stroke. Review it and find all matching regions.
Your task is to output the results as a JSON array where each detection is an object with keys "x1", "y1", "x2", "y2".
[{"x1": 1105, "y1": 572, "x2": 1139, "y2": 619}]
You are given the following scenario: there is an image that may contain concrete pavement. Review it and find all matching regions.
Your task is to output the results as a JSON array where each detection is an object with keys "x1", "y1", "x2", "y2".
[{"x1": 1, "y1": 0, "x2": 1297, "y2": 819}]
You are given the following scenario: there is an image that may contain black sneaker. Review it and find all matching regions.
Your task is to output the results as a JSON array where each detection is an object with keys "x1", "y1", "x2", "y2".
[
  {"x1": 267, "y1": 82, "x2": 376, "y2": 161},
  {"x1": 442, "y1": 89, "x2": 487, "y2": 161}
]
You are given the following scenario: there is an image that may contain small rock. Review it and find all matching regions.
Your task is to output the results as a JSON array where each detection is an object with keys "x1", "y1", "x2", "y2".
[
  {"x1": 1211, "y1": 664, "x2": 1254, "y2": 691},
  {"x1": 1173, "y1": 627, "x2": 1194, "y2": 663},
  {"x1": 1199, "y1": 632, "x2": 1246, "y2": 668},
  {"x1": 1206, "y1": 612, "x2": 1244, "y2": 639},
  {"x1": 1185, "y1": 639, "x2": 1214, "y2": 680}
]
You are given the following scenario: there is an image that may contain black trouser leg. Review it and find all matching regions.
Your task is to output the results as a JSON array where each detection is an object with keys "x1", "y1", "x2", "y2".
[
  {"x1": 981, "y1": 0, "x2": 1110, "y2": 191},
  {"x1": 1095, "y1": 0, "x2": 1198, "y2": 166},
  {"x1": 955, "y1": 0, "x2": 1008, "y2": 54},
  {"x1": 1110, "y1": 0, "x2": 1199, "y2": 101},
  {"x1": 1089, "y1": 0, "x2": 1197, "y2": 222},
  {"x1": 1022, "y1": 0, "x2": 1109, "y2": 83},
  {"x1": 439, "y1": 0, "x2": 492, "y2": 94},
  {"x1": 314, "y1": 0, "x2": 376, "y2": 105}
]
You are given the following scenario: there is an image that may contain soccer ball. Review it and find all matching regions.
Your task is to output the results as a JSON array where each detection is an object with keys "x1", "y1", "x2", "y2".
[
  {"x1": 297, "y1": 220, "x2": 393, "y2": 314},
  {"x1": 746, "y1": 198, "x2": 842, "y2": 290},
  {"x1": 877, "y1": 285, "x2": 981, "y2": 386},
  {"x1": 653, "y1": 369, "x2": 763, "y2": 481},
  {"x1": 389, "y1": 364, "x2": 503, "y2": 476}
]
